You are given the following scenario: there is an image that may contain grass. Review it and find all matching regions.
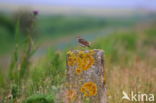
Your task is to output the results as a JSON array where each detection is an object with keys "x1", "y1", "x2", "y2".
[
  {"x1": 0, "y1": 17, "x2": 156, "y2": 102},
  {"x1": 95, "y1": 25, "x2": 156, "y2": 103}
]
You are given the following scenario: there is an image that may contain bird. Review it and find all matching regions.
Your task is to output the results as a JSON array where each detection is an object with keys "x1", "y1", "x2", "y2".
[{"x1": 76, "y1": 35, "x2": 91, "y2": 47}]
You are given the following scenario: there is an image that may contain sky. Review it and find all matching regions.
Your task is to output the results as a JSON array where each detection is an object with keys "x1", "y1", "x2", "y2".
[{"x1": 0, "y1": 0, "x2": 156, "y2": 9}]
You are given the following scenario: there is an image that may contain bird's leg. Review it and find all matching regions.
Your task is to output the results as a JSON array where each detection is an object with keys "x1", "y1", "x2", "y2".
[{"x1": 79, "y1": 45, "x2": 87, "y2": 50}]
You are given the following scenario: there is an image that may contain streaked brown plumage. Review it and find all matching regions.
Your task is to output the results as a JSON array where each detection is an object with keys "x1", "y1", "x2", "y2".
[{"x1": 76, "y1": 36, "x2": 90, "y2": 47}]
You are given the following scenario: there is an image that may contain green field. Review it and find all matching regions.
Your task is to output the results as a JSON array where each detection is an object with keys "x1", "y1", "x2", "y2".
[{"x1": 0, "y1": 13, "x2": 146, "y2": 55}]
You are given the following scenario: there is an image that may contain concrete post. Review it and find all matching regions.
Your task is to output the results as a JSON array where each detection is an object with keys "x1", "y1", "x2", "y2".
[{"x1": 66, "y1": 49, "x2": 106, "y2": 103}]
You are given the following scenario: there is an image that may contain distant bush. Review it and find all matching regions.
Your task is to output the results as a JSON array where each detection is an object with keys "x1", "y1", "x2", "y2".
[{"x1": 0, "y1": 13, "x2": 14, "y2": 34}]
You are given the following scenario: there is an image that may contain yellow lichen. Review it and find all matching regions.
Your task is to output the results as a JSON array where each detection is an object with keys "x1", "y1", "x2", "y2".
[
  {"x1": 67, "y1": 50, "x2": 73, "y2": 56},
  {"x1": 66, "y1": 89, "x2": 77, "y2": 101},
  {"x1": 80, "y1": 81, "x2": 97, "y2": 96},
  {"x1": 67, "y1": 55, "x2": 77, "y2": 66},
  {"x1": 76, "y1": 68, "x2": 83, "y2": 75},
  {"x1": 67, "y1": 50, "x2": 95, "y2": 74}
]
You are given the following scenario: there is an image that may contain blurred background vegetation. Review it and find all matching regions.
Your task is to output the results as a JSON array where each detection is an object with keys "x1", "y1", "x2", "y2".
[{"x1": 0, "y1": 0, "x2": 156, "y2": 103}]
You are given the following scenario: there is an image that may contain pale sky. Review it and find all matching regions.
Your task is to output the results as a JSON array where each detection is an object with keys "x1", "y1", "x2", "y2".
[{"x1": 0, "y1": 0, "x2": 156, "y2": 9}]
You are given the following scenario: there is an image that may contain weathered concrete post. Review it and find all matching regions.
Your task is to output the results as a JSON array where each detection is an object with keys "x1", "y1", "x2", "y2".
[{"x1": 65, "y1": 49, "x2": 106, "y2": 103}]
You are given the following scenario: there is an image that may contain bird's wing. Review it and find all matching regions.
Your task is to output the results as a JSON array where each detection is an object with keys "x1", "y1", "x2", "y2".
[{"x1": 79, "y1": 39, "x2": 90, "y2": 46}]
